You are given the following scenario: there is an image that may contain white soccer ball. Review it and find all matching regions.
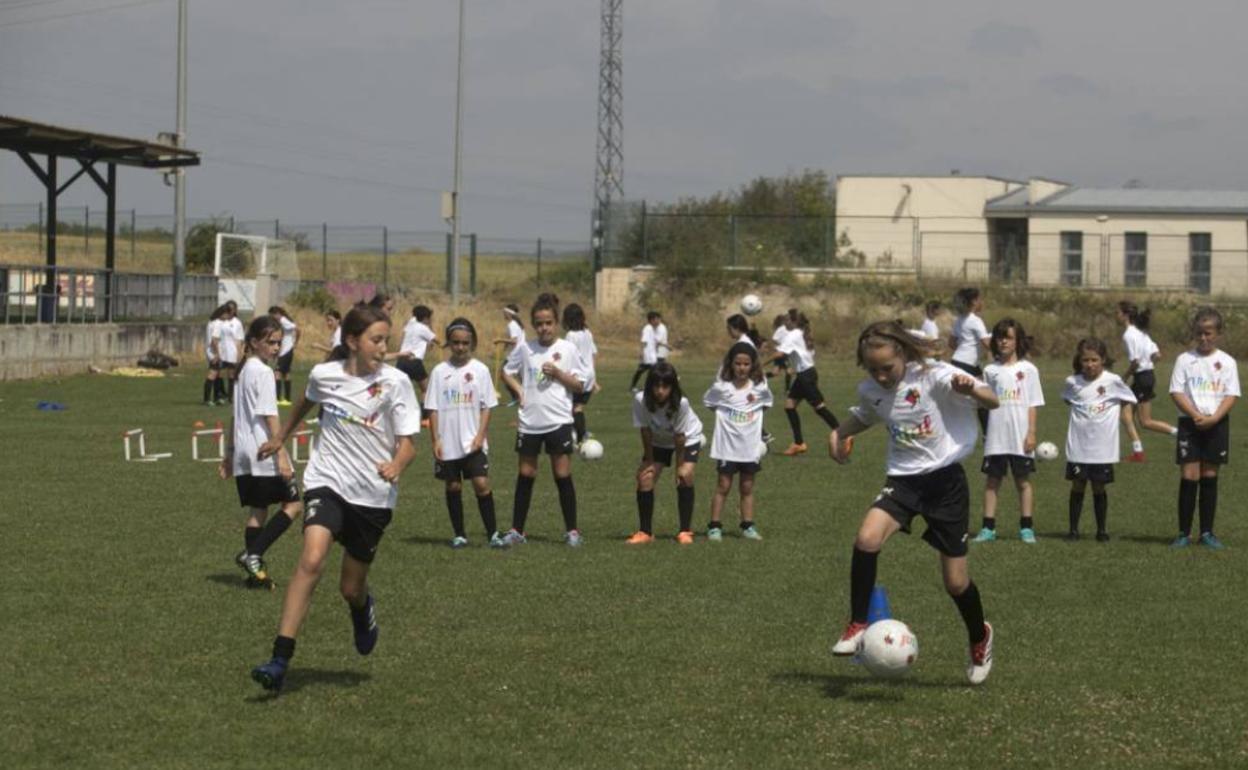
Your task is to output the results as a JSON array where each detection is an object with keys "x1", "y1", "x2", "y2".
[
  {"x1": 859, "y1": 619, "x2": 919, "y2": 679},
  {"x1": 740, "y1": 294, "x2": 763, "y2": 317},
  {"x1": 758, "y1": 441, "x2": 769, "y2": 459},
  {"x1": 579, "y1": 438, "x2": 604, "y2": 461},
  {"x1": 1036, "y1": 441, "x2": 1059, "y2": 462}
]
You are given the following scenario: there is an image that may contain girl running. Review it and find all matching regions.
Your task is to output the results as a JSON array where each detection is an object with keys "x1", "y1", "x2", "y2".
[
  {"x1": 311, "y1": 310, "x2": 342, "y2": 356},
  {"x1": 974, "y1": 319, "x2": 1044, "y2": 544},
  {"x1": 703, "y1": 342, "x2": 772, "y2": 541},
  {"x1": 1169, "y1": 307, "x2": 1240, "y2": 549},
  {"x1": 222, "y1": 315, "x2": 302, "y2": 587},
  {"x1": 950, "y1": 287, "x2": 991, "y2": 431},
  {"x1": 1061, "y1": 338, "x2": 1136, "y2": 542},
  {"x1": 828, "y1": 321, "x2": 999, "y2": 685},
  {"x1": 493, "y1": 304, "x2": 525, "y2": 405},
  {"x1": 920, "y1": 300, "x2": 941, "y2": 340},
  {"x1": 269, "y1": 306, "x2": 299, "y2": 406},
  {"x1": 249, "y1": 305, "x2": 420, "y2": 691},
  {"x1": 726, "y1": 313, "x2": 763, "y2": 350},
  {"x1": 770, "y1": 314, "x2": 791, "y2": 390},
  {"x1": 629, "y1": 311, "x2": 666, "y2": 391},
  {"x1": 563, "y1": 303, "x2": 599, "y2": 445},
  {"x1": 204, "y1": 305, "x2": 227, "y2": 405},
  {"x1": 425, "y1": 318, "x2": 503, "y2": 549},
  {"x1": 630, "y1": 362, "x2": 704, "y2": 545},
  {"x1": 395, "y1": 305, "x2": 438, "y2": 421},
  {"x1": 1118, "y1": 300, "x2": 1178, "y2": 462},
  {"x1": 774, "y1": 308, "x2": 842, "y2": 457},
  {"x1": 500, "y1": 296, "x2": 591, "y2": 546},
  {"x1": 219, "y1": 302, "x2": 244, "y2": 403}
]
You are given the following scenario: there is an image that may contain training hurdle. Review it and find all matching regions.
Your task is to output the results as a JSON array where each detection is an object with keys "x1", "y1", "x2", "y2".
[
  {"x1": 291, "y1": 418, "x2": 318, "y2": 464},
  {"x1": 122, "y1": 428, "x2": 172, "y2": 462},
  {"x1": 192, "y1": 421, "x2": 226, "y2": 462}
]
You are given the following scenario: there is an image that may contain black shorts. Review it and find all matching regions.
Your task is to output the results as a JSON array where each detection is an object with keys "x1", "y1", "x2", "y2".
[
  {"x1": 396, "y1": 357, "x2": 428, "y2": 383},
  {"x1": 1065, "y1": 462, "x2": 1114, "y2": 484},
  {"x1": 276, "y1": 351, "x2": 294, "y2": 375},
  {"x1": 515, "y1": 424, "x2": 577, "y2": 456},
  {"x1": 235, "y1": 474, "x2": 300, "y2": 508},
  {"x1": 572, "y1": 390, "x2": 593, "y2": 406},
  {"x1": 303, "y1": 487, "x2": 392, "y2": 564},
  {"x1": 715, "y1": 459, "x2": 760, "y2": 476},
  {"x1": 950, "y1": 360, "x2": 982, "y2": 378},
  {"x1": 435, "y1": 450, "x2": 491, "y2": 481},
  {"x1": 1177, "y1": 416, "x2": 1230, "y2": 465},
  {"x1": 981, "y1": 454, "x2": 1035, "y2": 480},
  {"x1": 650, "y1": 443, "x2": 701, "y2": 467},
  {"x1": 208, "y1": 359, "x2": 223, "y2": 371},
  {"x1": 1129, "y1": 370, "x2": 1157, "y2": 402},
  {"x1": 871, "y1": 463, "x2": 970, "y2": 557},
  {"x1": 219, "y1": 361, "x2": 238, "y2": 375},
  {"x1": 787, "y1": 368, "x2": 826, "y2": 405}
]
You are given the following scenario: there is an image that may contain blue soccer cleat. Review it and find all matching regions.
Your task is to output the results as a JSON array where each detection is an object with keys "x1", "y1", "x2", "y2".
[
  {"x1": 251, "y1": 657, "x2": 288, "y2": 691},
  {"x1": 351, "y1": 595, "x2": 379, "y2": 655}
]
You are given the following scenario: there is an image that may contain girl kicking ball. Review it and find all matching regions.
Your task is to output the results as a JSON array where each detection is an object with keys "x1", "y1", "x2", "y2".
[
  {"x1": 630, "y1": 362, "x2": 704, "y2": 544},
  {"x1": 703, "y1": 342, "x2": 772, "y2": 541},
  {"x1": 563, "y1": 303, "x2": 599, "y2": 446},
  {"x1": 828, "y1": 321, "x2": 999, "y2": 685},
  {"x1": 249, "y1": 305, "x2": 420, "y2": 691},
  {"x1": 1117, "y1": 301, "x2": 1177, "y2": 461}
]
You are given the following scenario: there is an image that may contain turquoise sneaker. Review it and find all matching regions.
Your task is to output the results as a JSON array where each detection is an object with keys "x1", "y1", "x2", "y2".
[
  {"x1": 972, "y1": 528, "x2": 997, "y2": 543},
  {"x1": 449, "y1": 536, "x2": 469, "y2": 549},
  {"x1": 1169, "y1": 534, "x2": 1191, "y2": 549},
  {"x1": 707, "y1": 526, "x2": 724, "y2": 543},
  {"x1": 741, "y1": 524, "x2": 763, "y2": 541},
  {"x1": 1199, "y1": 532, "x2": 1226, "y2": 550},
  {"x1": 1019, "y1": 528, "x2": 1037, "y2": 544}
]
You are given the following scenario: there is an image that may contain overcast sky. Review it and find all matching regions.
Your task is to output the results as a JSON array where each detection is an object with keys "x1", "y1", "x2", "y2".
[{"x1": 2, "y1": 0, "x2": 1246, "y2": 241}]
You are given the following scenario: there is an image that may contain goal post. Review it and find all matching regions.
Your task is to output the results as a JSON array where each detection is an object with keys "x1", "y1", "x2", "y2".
[{"x1": 214, "y1": 233, "x2": 299, "y2": 312}]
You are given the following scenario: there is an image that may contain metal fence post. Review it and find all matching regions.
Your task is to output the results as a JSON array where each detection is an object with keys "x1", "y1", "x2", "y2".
[
  {"x1": 537, "y1": 238, "x2": 543, "y2": 282},
  {"x1": 84, "y1": 206, "x2": 90, "y2": 256},
  {"x1": 640, "y1": 201, "x2": 648, "y2": 264},
  {"x1": 130, "y1": 209, "x2": 137, "y2": 262},
  {"x1": 274, "y1": 219, "x2": 280, "y2": 239},
  {"x1": 469, "y1": 233, "x2": 477, "y2": 295},
  {"x1": 38, "y1": 201, "x2": 43, "y2": 252},
  {"x1": 382, "y1": 226, "x2": 389, "y2": 287},
  {"x1": 445, "y1": 232, "x2": 453, "y2": 293},
  {"x1": 730, "y1": 214, "x2": 738, "y2": 266},
  {"x1": 321, "y1": 222, "x2": 328, "y2": 279}
]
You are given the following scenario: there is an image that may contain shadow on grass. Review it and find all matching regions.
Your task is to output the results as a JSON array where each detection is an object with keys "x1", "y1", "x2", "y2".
[
  {"x1": 204, "y1": 572, "x2": 273, "y2": 591},
  {"x1": 246, "y1": 669, "x2": 372, "y2": 702},
  {"x1": 1115, "y1": 534, "x2": 1177, "y2": 545},
  {"x1": 401, "y1": 533, "x2": 560, "y2": 547},
  {"x1": 771, "y1": 671, "x2": 966, "y2": 701}
]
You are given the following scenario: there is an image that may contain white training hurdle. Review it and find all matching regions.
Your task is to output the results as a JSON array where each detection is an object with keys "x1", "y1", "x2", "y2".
[
  {"x1": 122, "y1": 428, "x2": 172, "y2": 462},
  {"x1": 192, "y1": 421, "x2": 226, "y2": 462}
]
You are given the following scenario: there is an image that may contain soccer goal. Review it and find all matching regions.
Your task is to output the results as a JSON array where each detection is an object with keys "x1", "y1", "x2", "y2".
[{"x1": 214, "y1": 233, "x2": 300, "y2": 312}]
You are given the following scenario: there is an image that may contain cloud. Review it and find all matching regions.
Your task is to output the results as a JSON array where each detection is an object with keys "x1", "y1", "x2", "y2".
[
  {"x1": 1126, "y1": 112, "x2": 1203, "y2": 138},
  {"x1": 1036, "y1": 73, "x2": 1105, "y2": 98},
  {"x1": 967, "y1": 22, "x2": 1041, "y2": 57}
]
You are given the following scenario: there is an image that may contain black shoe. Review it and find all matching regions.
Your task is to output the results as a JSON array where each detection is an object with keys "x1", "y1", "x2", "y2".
[
  {"x1": 1064, "y1": 531, "x2": 1080, "y2": 542},
  {"x1": 1095, "y1": 532, "x2": 1110, "y2": 543}
]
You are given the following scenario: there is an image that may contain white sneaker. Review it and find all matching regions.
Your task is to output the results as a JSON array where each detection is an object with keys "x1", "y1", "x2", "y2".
[
  {"x1": 741, "y1": 524, "x2": 763, "y2": 541},
  {"x1": 449, "y1": 536, "x2": 469, "y2": 549},
  {"x1": 502, "y1": 529, "x2": 527, "y2": 546},
  {"x1": 564, "y1": 529, "x2": 584, "y2": 547},
  {"x1": 488, "y1": 532, "x2": 508, "y2": 549},
  {"x1": 831, "y1": 621, "x2": 869, "y2": 656},
  {"x1": 707, "y1": 527, "x2": 724, "y2": 543},
  {"x1": 967, "y1": 622, "x2": 994, "y2": 685}
]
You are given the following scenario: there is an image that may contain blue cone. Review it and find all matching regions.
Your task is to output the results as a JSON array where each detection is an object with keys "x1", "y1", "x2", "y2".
[{"x1": 866, "y1": 585, "x2": 892, "y2": 623}]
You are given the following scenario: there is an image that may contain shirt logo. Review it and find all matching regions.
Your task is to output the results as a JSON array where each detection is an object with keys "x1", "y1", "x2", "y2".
[
  {"x1": 367, "y1": 382, "x2": 383, "y2": 399},
  {"x1": 904, "y1": 388, "x2": 920, "y2": 407},
  {"x1": 747, "y1": 393, "x2": 756, "y2": 404},
  {"x1": 1016, "y1": 371, "x2": 1026, "y2": 381},
  {"x1": 464, "y1": 372, "x2": 474, "y2": 382},
  {"x1": 552, "y1": 352, "x2": 562, "y2": 362},
  {"x1": 1214, "y1": 361, "x2": 1223, "y2": 370},
  {"x1": 1097, "y1": 386, "x2": 1106, "y2": 396}
]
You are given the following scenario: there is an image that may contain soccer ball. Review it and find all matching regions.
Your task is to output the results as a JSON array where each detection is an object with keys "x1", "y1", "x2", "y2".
[
  {"x1": 740, "y1": 294, "x2": 763, "y2": 316},
  {"x1": 858, "y1": 619, "x2": 919, "y2": 679},
  {"x1": 579, "y1": 438, "x2": 604, "y2": 461},
  {"x1": 1036, "y1": 441, "x2": 1059, "y2": 461},
  {"x1": 758, "y1": 441, "x2": 769, "y2": 459}
]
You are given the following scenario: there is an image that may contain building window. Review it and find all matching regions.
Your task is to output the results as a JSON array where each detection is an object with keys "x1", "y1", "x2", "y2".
[
  {"x1": 1124, "y1": 232, "x2": 1147, "y2": 287},
  {"x1": 1190, "y1": 233, "x2": 1211, "y2": 293},
  {"x1": 1060, "y1": 231, "x2": 1082, "y2": 286}
]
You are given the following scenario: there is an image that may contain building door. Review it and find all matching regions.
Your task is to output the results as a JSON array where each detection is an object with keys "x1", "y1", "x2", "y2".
[{"x1": 990, "y1": 219, "x2": 1029, "y2": 284}]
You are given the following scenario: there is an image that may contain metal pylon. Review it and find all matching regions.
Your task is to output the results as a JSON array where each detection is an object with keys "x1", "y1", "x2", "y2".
[{"x1": 593, "y1": 0, "x2": 623, "y2": 270}]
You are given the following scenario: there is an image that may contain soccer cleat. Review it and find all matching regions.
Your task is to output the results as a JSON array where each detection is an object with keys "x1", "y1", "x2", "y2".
[
  {"x1": 842, "y1": 435, "x2": 855, "y2": 459},
  {"x1": 762, "y1": 430, "x2": 776, "y2": 445},
  {"x1": 741, "y1": 524, "x2": 763, "y2": 541},
  {"x1": 1019, "y1": 528, "x2": 1037, "y2": 544},
  {"x1": 1095, "y1": 532, "x2": 1111, "y2": 543},
  {"x1": 505, "y1": 399, "x2": 518, "y2": 408},
  {"x1": 276, "y1": 398, "x2": 292, "y2": 407},
  {"x1": 972, "y1": 528, "x2": 997, "y2": 543},
  {"x1": 625, "y1": 531, "x2": 654, "y2": 545},
  {"x1": 676, "y1": 530, "x2": 695, "y2": 545},
  {"x1": 235, "y1": 551, "x2": 269, "y2": 583},
  {"x1": 250, "y1": 657, "x2": 288, "y2": 691},
  {"x1": 1127, "y1": 451, "x2": 1146, "y2": 463},
  {"x1": 202, "y1": 400, "x2": 215, "y2": 407},
  {"x1": 1169, "y1": 534, "x2": 1191, "y2": 549},
  {"x1": 1064, "y1": 531, "x2": 1080, "y2": 542},
  {"x1": 449, "y1": 535, "x2": 469, "y2": 549},
  {"x1": 706, "y1": 526, "x2": 724, "y2": 543},
  {"x1": 831, "y1": 621, "x2": 869, "y2": 656},
  {"x1": 564, "y1": 529, "x2": 584, "y2": 548},
  {"x1": 782, "y1": 442, "x2": 809, "y2": 456},
  {"x1": 488, "y1": 531, "x2": 508, "y2": 549},
  {"x1": 502, "y1": 529, "x2": 527, "y2": 546},
  {"x1": 1199, "y1": 532, "x2": 1226, "y2": 550},
  {"x1": 350, "y1": 595, "x2": 379, "y2": 655},
  {"x1": 967, "y1": 622, "x2": 994, "y2": 685}
]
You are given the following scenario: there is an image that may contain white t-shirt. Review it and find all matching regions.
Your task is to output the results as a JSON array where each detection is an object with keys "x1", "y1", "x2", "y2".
[
  {"x1": 951, "y1": 313, "x2": 990, "y2": 367},
  {"x1": 1169, "y1": 349, "x2": 1241, "y2": 416},
  {"x1": 504, "y1": 338, "x2": 590, "y2": 434},
  {"x1": 302, "y1": 360, "x2": 421, "y2": 509},
  {"x1": 205, "y1": 319, "x2": 222, "y2": 363},
  {"x1": 737, "y1": 333, "x2": 757, "y2": 349},
  {"x1": 565, "y1": 329, "x2": 597, "y2": 379},
  {"x1": 920, "y1": 318, "x2": 939, "y2": 340},
  {"x1": 278, "y1": 316, "x2": 298, "y2": 357},
  {"x1": 400, "y1": 319, "x2": 436, "y2": 359},
  {"x1": 233, "y1": 356, "x2": 280, "y2": 477},
  {"x1": 1122, "y1": 325, "x2": 1155, "y2": 373},
  {"x1": 849, "y1": 361, "x2": 982, "y2": 476},
  {"x1": 219, "y1": 317, "x2": 244, "y2": 364},
  {"x1": 776, "y1": 328, "x2": 815, "y2": 373},
  {"x1": 506, "y1": 319, "x2": 525, "y2": 346},
  {"x1": 1062, "y1": 371, "x2": 1137, "y2": 464},
  {"x1": 983, "y1": 360, "x2": 1045, "y2": 457},
  {"x1": 655, "y1": 323, "x2": 670, "y2": 358},
  {"x1": 703, "y1": 378, "x2": 773, "y2": 463},
  {"x1": 632, "y1": 392, "x2": 705, "y2": 449},
  {"x1": 641, "y1": 325, "x2": 658, "y2": 364},
  {"x1": 423, "y1": 359, "x2": 498, "y2": 460},
  {"x1": 330, "y1": 326, "x2": 342, "y2": 348}
]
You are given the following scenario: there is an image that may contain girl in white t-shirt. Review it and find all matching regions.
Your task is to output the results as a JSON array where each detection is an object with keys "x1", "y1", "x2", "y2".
[
  {"x1": 493, "y1": 304, "x2": 525, "y2": 405},
  {"x1": 425, "y1": 318, "x2": 503, "y2": 549},
  {"x1": 1169, "y1": 307, "x2": 1241, "y2": 549},
  {"x1": 920, "y1": 300, "x2": 941, "y2": 341},
  {"x1": 770, "y1": 314, "x2": 792, "y2": 391},
  {"x1": 221, "y1": 315, "x2": 302, "y2": 587},
  {"x1": 269, "y1": 306, "x2": 299, "y2": 405},
  {"x1": 500, "y1": 297, "x2": 591, "y2": 547},
  {"x1": 563, "y1": 303, "x2": 599, "y2": 445},
  {"x1": 204, "y1": 305, "x2": 228, "y2": 405},
  {"x1": 772, "y1": 308, "x2": 843, "y2": 457},
  {"x1": 394, "y1": 305, "x2": 439, "y2": 421},
  {"x1": 311, "y1": 310, "x2": 342, "y2": 357},
  {"x1": 631, "y1": 362, "x2": 704, "y2": 545},
  {"x1": 703, "y1": 342, "x2": 773, "y2": 541},
  {"x1": 726, "y1": 313, "x2": 763, "y2": 350},
  {"x1": 828, "y1": 321, "x2": 999, "y2": 685},
  {"x1": 950, "y1": 288, "x2": 991, "y2": 432},
  {"x1": 973, "y1": 319, "x2": 1044, "y2": 544},
  {"x1": 249, "y1": 305, "x2": 420, "y2": 692},
  {"x1": 1117, "y1": 301, "x2": 1178, "y2": 462},
  {"x1": 629, "y1": 311, "x2": 667, "y2": 391},
  {"x1": 1061, "y1": 338, "x2": 1137, "y2": 542},
  {"x1": 222, "y1": 301, "x2": 246, "y2": 402}
]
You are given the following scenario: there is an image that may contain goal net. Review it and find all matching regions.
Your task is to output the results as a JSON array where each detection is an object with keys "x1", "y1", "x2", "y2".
[{"x1": 214, "y1": 233, "x2": 300, "y2": 312}]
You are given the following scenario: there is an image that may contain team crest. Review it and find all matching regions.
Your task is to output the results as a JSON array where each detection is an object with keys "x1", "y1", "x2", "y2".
[
  {"x1": 904, "y1": 388, "x2": 920, "y2": 406},
  {"x1": 1016, "y1": 371, "x2": 1026, "y2": 381},
  {"x1": 552, "y1": 352, "x2": 562, "y2": 362},
  {"x1": 1215, "y1": 361, "x2": 1223, "y2": 370},
  {"x1": 1097, "y1": 386, "x2": 1106, "y2": 396},
  {"x1": 747, "y1": 393, "x2": 756, "y2": 404},
  {"x1": 367, "y1": 382, "x2": 383, "y2": 399},
  {"x1": 464, "y1": 372, "x2": 474, "y2": 383}
]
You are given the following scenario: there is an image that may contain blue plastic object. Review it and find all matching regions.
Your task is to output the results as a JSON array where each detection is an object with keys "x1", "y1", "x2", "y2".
[
  {"x1": 866, "y1": 585, "x2": 892, "y2": 623},
  {"x1": 36, "y1": 401, "x2": 67, "y2": 411}
]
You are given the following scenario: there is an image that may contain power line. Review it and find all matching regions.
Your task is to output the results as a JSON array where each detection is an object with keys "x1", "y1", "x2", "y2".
[{"x1": 0, "y1": 0, "x2": 167, "y2": 29}]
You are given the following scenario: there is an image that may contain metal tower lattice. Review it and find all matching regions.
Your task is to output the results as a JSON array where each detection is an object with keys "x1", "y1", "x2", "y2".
[{"x1": 593, "y1": 0, "x2": 622, "y2": 270}]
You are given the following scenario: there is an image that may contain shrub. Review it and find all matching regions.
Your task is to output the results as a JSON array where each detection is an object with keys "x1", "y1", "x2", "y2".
[{"x1": 284, "y1": 284, "x2": 337, "y2": 314}]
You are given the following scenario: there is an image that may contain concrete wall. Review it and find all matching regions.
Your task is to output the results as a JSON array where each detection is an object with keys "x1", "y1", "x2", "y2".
[{"x1": 0, "y1": 323, "x2": 202, "y2": 380}]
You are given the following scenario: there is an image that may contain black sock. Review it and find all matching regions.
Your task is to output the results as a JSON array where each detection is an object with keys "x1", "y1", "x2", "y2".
[
  {"x1": 1020, "y1": 516, "x2": 1034, "y2": 531},
  {"x1": 573, "y1": 412, "x2": 587, "y2": 442},
  {"x1": 203, "y1": 379, "x2": 213, "y2": 402},
  {"x1": 951, "y1": 582, "x2": 987, "y2": 645},
  {"x1": 244, "y1": 525, "x2": 262, "y2": 552},
  {"x1": 1068, "y1": 491, "x2": 1085, "y2": 532},
  {"x1": 1093, "y1": 493, "x2": 1108, "y2": 534},
  {"x1": 446, "y1": 490, "x2": 466, "y2": 537},
  {"x1": 476, "y1": 492, "x2": 497, "y2": 535},
  {"x1": 676, "y1": 485, "x2": 695, "y2": 532},
  {"x1": 636, "y1": 490, "x2": 655, "y2": 534},
  {"x1": 850, "y1": 547, "x2": 879, "y2": 623},
  {"x1": 283, "y1": 380, "x2": 292, "y2": 401},
  {"x1": 814, "y1": 405, "x2": 840, "y2": 430},
  {"x1": 1198, "y1": 477, "x2": 1218, "y2": 535},
  {"x1": 785, "y1": 408, "x2": 804, "y2": 445},
  {"x1": 1178, "y1": 478, "x2": 1197, "y2": 535},
  {"x1": 976, "y1": 408, "x2": 988, "y2": 434},
  {"x1": 512, "y1": 475, "x2": 535, "y2": 532},
  {"x1": 556, "y1": 476, "x2": 578, "y2": 531},
  {"x1": 629, "y1": 365, "x2": 649, "y2": 389},
  {"x1": 251, "y1": 511, "x2": 295, "y2": 556},
  {"x1": 272, "y1": 635, "x2": 296, "y2": 661},
  {"x1": 214, "y1": 378, "x2": 226, "y2": 402},
  {"x1": 981, "y1": 518, "x2": 996, "y2": 531},
  {"x1": 275, "y1": 380, "x2": 282, "y2": 400},
  {"x1": 226, "y1": 378, "x2": 235, "y2": 402}
]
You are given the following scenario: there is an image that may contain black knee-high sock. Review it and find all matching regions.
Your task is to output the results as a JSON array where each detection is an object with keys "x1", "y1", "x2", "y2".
[
  {"x1": 951, "y1": 582, "x2": 987, "y2": 645},
  {"x1": 556, "y1": 476, "x2": 578, "y2": 531},
  {"x1": 251, "y1": 511, "x2": 295, "y2": 556},
  {"x1": 214, "y1": 378, "x2": 226, "y2": 402},
  {"x1": 850, "y1": 547, "x2": 879, "y2": 623},
  {"x1": 629, "y1": 364, "x2": 650, "y2": 389},
  {"x1": 226, "y1": 377, "x2": 235, "y2": 402},
  {"x1": 203, "y1": 378, "x2": 214, "y2": 402},
  {"x1": 815, "y1": 406, "x2": 840, "y2": 430},
  {"x1": 275, "y1": 379, "x2": 282, "y2": 400},
  {"x1": 1178, "y1": 478, "x2": 1198, "y2": 535},
  {"x1": 272, "y1": 635, "x2": 296, "y2": 661},
  {"x1": 476, "y1": 492, "x2": 497, "y2": 535},
  {"x1": 1068, "y1": 491, "x2": 1085, "y2": 532},
  {"x1": 512, "y1": 475, "x2": 535, "y2": 532},
  {"x1": 676, "y1": 485, "x2": 695, "y2": 532},
  {"x1": 1198, "y1": 477, "x2": 1219, "y2": 535},
  {"x1": 1093, "y1": 493, "x2": 1108, "y2": 534},
  {"x1": 573, "y1": 411, "x2": 587, "y2": 442},
  {"x1": 446, "y1": 490, "x2": 466, "y2": 537},
  {"x1": 244, "y1": 525, "x2": 262, "y2": 552},
  {"x1": 786, "y1": 408, "x2": 804, "y2": 444},
  {"x1": 976, "y1": 408, "x2": 989, "y2": 434},
  {"x1": 636, "y1": 490, "x2": 655, "y2": 534},
  {"x1": 283, "y1": 380, "x2": 292, "y2": 401}
]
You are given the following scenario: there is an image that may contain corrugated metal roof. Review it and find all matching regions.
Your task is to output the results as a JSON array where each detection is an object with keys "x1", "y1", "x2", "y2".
[
  {"x1": 0, "y1": 114, "x2": 199, "y2": 168},
  {"x1": 987, "y1": 186, "x2": 1248, "y2": 215}
]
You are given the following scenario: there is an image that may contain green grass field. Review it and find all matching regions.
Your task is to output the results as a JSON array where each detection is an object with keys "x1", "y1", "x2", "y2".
[{"x1": 2, "y1": 360, "x2": 1246, "y2": 768}]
